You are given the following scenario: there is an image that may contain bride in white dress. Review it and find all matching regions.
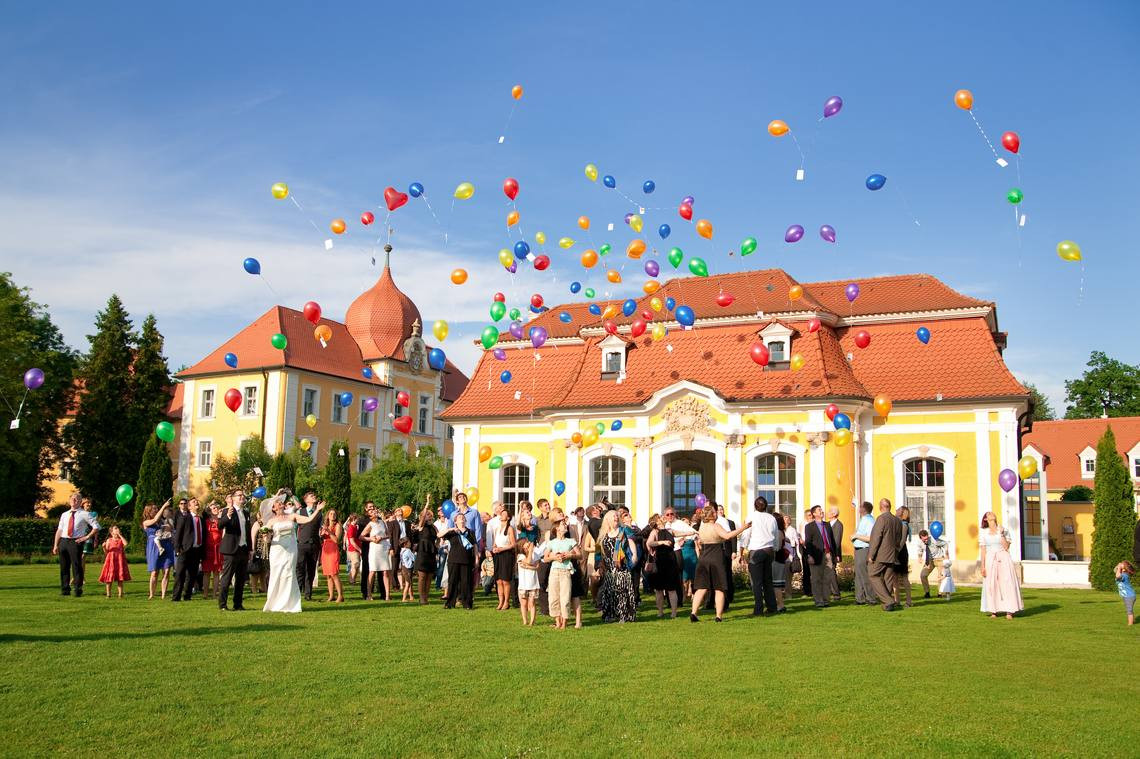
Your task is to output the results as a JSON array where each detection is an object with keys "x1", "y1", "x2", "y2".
[{"x1": 262, "y1": 496, "x2": 324, "y2": 613}]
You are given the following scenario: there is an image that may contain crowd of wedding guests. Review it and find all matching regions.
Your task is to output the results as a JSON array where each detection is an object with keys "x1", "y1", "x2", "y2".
[{"x1": 52, "y1": 485, "x2": 1029, "y2": 622}]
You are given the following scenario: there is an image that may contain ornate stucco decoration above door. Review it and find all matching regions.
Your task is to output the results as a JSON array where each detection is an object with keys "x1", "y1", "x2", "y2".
[{"x1": 663, "y1": 397, "x2": 712, "y2": 451}]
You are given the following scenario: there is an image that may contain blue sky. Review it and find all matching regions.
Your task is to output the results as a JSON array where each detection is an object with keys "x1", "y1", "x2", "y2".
[{"x1": 1, "y1": 3, "x2": 1138, "y2": 410}]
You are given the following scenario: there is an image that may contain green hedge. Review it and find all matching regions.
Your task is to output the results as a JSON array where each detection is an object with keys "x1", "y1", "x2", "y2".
[{"x1": 0, "y1": 517, "x2": 139, "y2": 559}]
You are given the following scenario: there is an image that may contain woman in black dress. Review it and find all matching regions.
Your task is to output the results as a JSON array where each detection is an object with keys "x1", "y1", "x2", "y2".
[
  {"x1": 439, "y1": 515, "x2": 477, "y2": 609},
  {"x1": 646, "y1": 513, "x2": 682, "y2": 618},
  {"x1": 596, "y1": 511, "x2": 638, "y2": 623},
  {"x1": 410, "y1": 500, "x2": 438, "y2": 605},
  {"x1": 690, "y1": 505, "x2": 750, "y2": 622}
]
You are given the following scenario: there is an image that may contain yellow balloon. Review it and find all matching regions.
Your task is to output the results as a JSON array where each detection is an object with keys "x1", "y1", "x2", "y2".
[
  {"x1": 559, "y1": 237, "x2": 575, "y2": 249},
  {"x1": 432, "y1": 320, "x2": 449, "y2": 341},
  {"x1": 649, "y1": 296, "x2": 663, "y2": 312},
  {"x1": 790, "y1": 353, "x2": 805, "y2": 371},
  {"x1": 583, "y1": 428, "x2": 598, "y2": 446},
  {"x1": 453, "y1": 182, "x2": 475, "y2": 200},
  {"x1": 498, "y1": 248, "x2": 513, "y2": 268},
  {"x1": 305, "y1": 413, "x2": 317, "y2": 429},
  {"x1": 270, "y1": 182, "x2": 289, "y2": 200},
  {"x1": 464, "y1": 486, "x2": 479, "y2": 506},
  {"x1": 834, "y1": 428, "x2": 852, "y2": 447},
  {"x1": 1056, "y1": 240, "x2": 1082, "y2": 262},
  {"x1": 585, "y1": 163, "x2": 598, "y2": 182},
  {"x1": 1018, "y1": 455, "x2": 1038, "y2": 480},
  {"x1": 651, "y1": 322, "x2": 666, "y2": 341},
  {"x1": 629, "y1": 214, "x2": 643, "y2": 233},
  {"x1": 535, "y1": 231, "x2": 546, "y2": 245},
  {"x1": 626, "y1": 239, "x2": 647, "y2": 259},
  {"x1": 507, "y1": 210, "x2": 519, "y2": 227},
  {"x1": 299, "y1": 438, "x2": 311, "y2": 451}
]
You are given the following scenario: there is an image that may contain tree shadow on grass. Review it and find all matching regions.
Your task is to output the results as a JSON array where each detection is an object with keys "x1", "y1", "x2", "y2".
[
  {"x1": 0, "y1": 623, "x2": 302, "y2": 644},
  {"x1": 1017, "y1": 603, "x2": 1061, "y2": 617}
]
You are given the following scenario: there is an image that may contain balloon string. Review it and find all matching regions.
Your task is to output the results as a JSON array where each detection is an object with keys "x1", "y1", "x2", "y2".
[
  {"x1": 13, "y1": 386, "x2": 30, "y2": 421},
  {"x1": 259, "y1": 274, "x2": 279, "y2": 296},
  {"x1": 0, "y1": 388, "x2": 17, "y2": 417},
  {"x1": 419, "y1": 194, "x2": 444, "y2": 239},
  {"x1": 893, "y1": 183, "x2": 921, "y2": 227},
  {"x1": 967, "y1": 110, "x2": 999, "y2": 161},
  {"x1": 788, "y1": 131, "x2": 807, "y2": 169},
  {"x1": 289, "y1": 195, "x2": 325, "y2": 238},
  {"x1": 499, "y1": 101, "x2": 517, "y2": 144}
]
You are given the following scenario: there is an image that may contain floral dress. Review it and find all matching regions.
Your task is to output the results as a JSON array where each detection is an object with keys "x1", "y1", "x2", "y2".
[{"x1": 597, "y1": 534, "x2": 637, "y2": 623}]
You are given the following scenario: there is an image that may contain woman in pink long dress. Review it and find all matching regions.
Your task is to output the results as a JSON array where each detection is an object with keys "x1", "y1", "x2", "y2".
[{"x1": 979, "y1": 511, "x2": 1023, "y2": 619}]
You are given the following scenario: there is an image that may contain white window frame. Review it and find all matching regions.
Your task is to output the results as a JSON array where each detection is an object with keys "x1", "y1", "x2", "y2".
[
  {"x1": 745, "y1": 440, "x2": 805, "y2": 522},
  {"x1": 759, "y1": 322, "x2": 794, "y2": 368},
  {"x1": 891, "y1": 444, "x2": 957, "y2": 561},
  {"x1": 241, "y1": 384, "x2": 259, "y2": 417},
  {"x1": 754, "y1": 451, "x2": 798, "y2": 520},
  {"x1": 196, "y1": 438, "x2": 213, "y2": 469},
  {"x1": 500, "y1": 463, "x2": 531, "y2": 515},
  {"x1": 357, "y1": 446, "x2": 373, "y2": 473},
  {"x1": 331, "y1": 389, "x2": 346, "y2": 425},
  {"x1": 589, "y1": 455, "x2": 628, "y2": 509},
  {"x1": 198, "y1": 385, "x2": 217, "y2": 420},
  {"x1": 596, "y1": 333, "x2": 628, "y2": 378},
  {"x1": 491, "y1": 452, "x2": 539, "y2": 512},
  {"x1": 302, "y1": 386, "x2": 320, "y2": 420},
  {"x1": 418, "y1": 394, "x2": 431, "y2": 435},
  {"x1": 1079, "y1": 445, "x2": 1096, "y2": 479}
]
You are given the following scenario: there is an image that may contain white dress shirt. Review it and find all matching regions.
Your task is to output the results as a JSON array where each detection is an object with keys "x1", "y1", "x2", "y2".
[
  {"x1": 745, "y1": 511, "x2": 781, "y2": 552},
  {"x1": 56, "y1": 509, "x2": 96, "y2": 539}
]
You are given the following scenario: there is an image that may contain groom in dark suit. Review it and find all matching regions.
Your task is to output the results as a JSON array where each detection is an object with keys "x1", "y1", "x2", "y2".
[
  {"x1": 295, "y1": 489, "x2": 322, "y2": 601},
  {"x1": 171, "y1": 498, "x2": 205, "y2": 601},
  {"x1": 217, "y1": 489, "x2": 253, "y2": 611}
]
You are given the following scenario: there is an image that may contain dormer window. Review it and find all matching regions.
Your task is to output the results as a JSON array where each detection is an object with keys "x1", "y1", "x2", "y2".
[
  {"x1": 605, "y1": 351, "x2": 622, "y2": 373},
  {"x1": 759, "y1": 322, "x2": 795, "y2": 371},
  {"x1": 1079, "y1": 445, "x2": 1096, "y2": 480},
  {"x1": 768, "y1": 340, "x2": 786, "y2": 362},
  {"x1": 597, "y1": 333, "x2": 631, "y2": 380}
]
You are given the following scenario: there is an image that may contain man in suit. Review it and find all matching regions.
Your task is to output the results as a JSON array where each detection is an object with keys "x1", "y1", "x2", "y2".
[
  {"x1": 384, "y1": 508, "x2": 401, "y2": 600},
  {"x1": 799, "y1": 509, "x2": 814, "y2": 599},
  {"x1": 295, "y1": 489, "x2": 323, "y2": 601},
  {"x1": 802, "y1": 506, "x2": 839, "y2": 608},
  {"x1": 217, "y1": 489, "x2": 253, "y2": 611},
  {"x1": 827, "y1": 506, "x2": 845, "y2": 601},
  {"x1": 868, "y1": 498, "x2": 904, "y2": 611},
  {"x1": 171, "y1": 498, "x2": 205, "y2": 601}
]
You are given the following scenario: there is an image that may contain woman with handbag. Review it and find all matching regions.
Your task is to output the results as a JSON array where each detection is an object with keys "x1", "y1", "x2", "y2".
[{"x1": 646, "y1": 513, "x2": 682, "y2": 618}]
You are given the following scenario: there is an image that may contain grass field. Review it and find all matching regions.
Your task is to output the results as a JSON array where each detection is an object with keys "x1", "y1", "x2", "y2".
[{"x1": 0, "y1": 562, "x2": 1134, "y2": 757}]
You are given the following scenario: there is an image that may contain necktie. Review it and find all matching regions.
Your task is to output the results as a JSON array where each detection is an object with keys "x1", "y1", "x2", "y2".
[
  {"x1": 68, "y1": 511, "x2": 76, "y2": 538},
  {"x1": 820, "y1": 523, "x2": 831, "y2": 554},
  {"x1": 194, "y1": 517, "x2": 201, "y2": 547},
  {"x1": 238, "y1": 510, "x2": 247, "y2": 547}
]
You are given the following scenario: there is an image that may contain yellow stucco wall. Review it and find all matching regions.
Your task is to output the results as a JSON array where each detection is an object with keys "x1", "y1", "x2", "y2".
[{"x1": 1047, "y1": 501, "x2": 1094, "y2": 559}]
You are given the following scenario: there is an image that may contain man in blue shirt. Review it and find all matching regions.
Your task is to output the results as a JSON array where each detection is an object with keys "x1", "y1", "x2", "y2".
[
  {"x1": 851, "y1": 501, "x2": 876, "y2": 605},
  {"x1": 447, "y1": 490, "x2": 484, "y2": 552}
]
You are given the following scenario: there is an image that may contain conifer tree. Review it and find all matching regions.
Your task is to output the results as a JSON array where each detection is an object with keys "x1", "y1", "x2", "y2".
[
  {"x1": 323, "y1": 440, "x2": 352, "y2": 514},
  {"x1": 1089, "y1": 426, "x2": 1138, "y2": 590},
  {"x1": 134, "y1": 435, "x2": 174, "y2": 542}
]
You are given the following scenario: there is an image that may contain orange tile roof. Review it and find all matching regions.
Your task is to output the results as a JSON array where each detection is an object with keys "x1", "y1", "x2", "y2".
[
  {"x1": 165, "y1": 383, "x2": 183, "y2": 419},
  {"x1": 804, "y1": 274, "x2": 990, "y2": 316},
  {"x1": 344, "y1": 266, "x2": 422, "y2": 361},
  {"x1": 1022, "y1": 417, "x2": 1140, "y2": 490}
]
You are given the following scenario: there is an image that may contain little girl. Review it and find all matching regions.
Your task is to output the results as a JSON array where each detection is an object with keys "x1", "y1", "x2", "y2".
[
  {"x1": 98, "y1": 525, "x2": 131, "y2": 597},
  {"x1": 938, "y1": 558, "x2": 955, "y2": 599},
  {"x1": 399, "y1": 539, "x2": 415, "y2": 602},
  {"x1": 515, "y1": 539, "x2": 539, "y2": 627},
  {"x1": 1115, "y1": 561, "x2": 1135, "y2": 626}
]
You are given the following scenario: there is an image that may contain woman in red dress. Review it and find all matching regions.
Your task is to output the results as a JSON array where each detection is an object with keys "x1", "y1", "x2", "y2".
[
  {"x1": 98, "y1": 525, "x2": 132, "y2": 597},
  {"x1": 320, "y1": 510, "x2": 343, "y2": 603},
  {"x1": 201, "y1": 502, "x2": 224, "y2": 599}
]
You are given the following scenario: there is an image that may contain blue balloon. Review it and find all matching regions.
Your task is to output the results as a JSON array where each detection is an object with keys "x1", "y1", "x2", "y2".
[
  {"x1": 603, "y1": 175, "x2": 616, "y2": 188},
  {"x1": 832, "y1": 412, "x2": 851, "y2": 430},
  {"x1": 570, "y1": 281, "x2": 582, "y2": 294},
  {"x1": 642, "y1": 180, "x2": 656, "y2": 194},
  {"x1": 428, "y1": 347, "x2": 446, "y2": 370},
  {"x1": 929, "y1": 520, "x2": 944, "y2": 539},
  {"x1": 224, "y1": 352, "x2": 238, "y2": 369},
  {"x1": 408, "y1": 182, "x2": 424, "y2": 198},
  {"x1": 665, "y1": 297, "x2": 676, "y2": 311},
  {"x1": 588, "y1": 303, "x2": 601, "y2": 316},
  {"x1": 553, "y1": 481, "x2": 565, "y2": 496},
  {"x1": 865, "y1": 173, "x2": 887, "y2": 191},
  {"x1": 242, "y1": 257, "x2": 260, "y2": 275},
  {"x1": 622, "y1": 299, "x2": 637, "y2": 317},
  {"x1": 362, "y1": 366, "x2": 373, "y2": 379},
  {"x1": 611, "y1": 419, "x2": 622, "y2": 431},
  {"x1": 658, "y1": 223, "x2": 671, "y2": 240},
  {"x1": 252, "y1": 486, "x2": 267, "y2": 499},
  {"x1": 339, "y1": 391, "x2": 354, "y2": 407},
  {"x1": 916, "y1": 326, "x2": 931, "y2": 344},
  {"x1": 530, "y1": 305, "x2": 548, "y2": 314},
  {"x1": 500, "y1": 370, "x2": 512, "y2": 384},
  {"x1": 675, "y1": 305, "x2": 695, "y2": 327},
  {"x1": 441, "y1": 499, "x2": 456, "y2": 519},
  {"x1": 559, "y1": 311, "x2": 572, "y2": 323},
  {"x1": 514, "y1": 241, "x2": 530, "y2": 259}
]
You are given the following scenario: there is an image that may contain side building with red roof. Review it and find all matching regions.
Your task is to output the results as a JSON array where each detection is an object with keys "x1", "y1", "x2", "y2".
[{"x1": 442, "y1": 269, "x2": 1030, "y2": 583}]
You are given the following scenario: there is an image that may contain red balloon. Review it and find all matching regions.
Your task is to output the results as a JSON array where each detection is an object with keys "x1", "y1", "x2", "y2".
[
  {"x1": 854, "y1": 329, "x2": 871, "y2": 349},
  {"x1": 1001, "y1": 131, "x2": 1020, "y2": 154},
  {"x1": 715, "y1": 292, "x2": 735, "y2": 307},
  {"x1": 641, "y1": 310, "x2": 653, "y2": 320},
  {"x1": 825, "y1": 403, "x2": 839, "y2": 420},
  {"x1": 807, "y1": 318, "x2": 821, "y2": 333},
  {"x1": 360, "y1": 211, "x2": 375, "y2": 226},
  {"x1": 533, "y1": 255, "x2": 550, "y2": 271},
  {"x1": 393, "y1": 415, "x2": 413, "y2": 434},
  {"x1": 383, "y1": 186, "x2": 409, "y2": 212},
  {"x1": 493, "y1": 292, "x2": 506, "y2": 302},
  {"x1": 631, "y1": 318, "x2": 647, "y2": 338},
  {"x1": 678, "y1": 203, "x2": 693, "y2": 221},
  {"x1": 396, "y1": 390, "x2": 410, "y2": 407},
  {"x1": 503, "y1": 177, "x2": 519, "y2": 200},
  {"x1": 302, "y1": 301, "x2": 322, "y2": 324},
  {"x1": 749, "y1": 341, "x2": 770, "y2": 366},
  {"x1": 530, "y1": 293, "x2": 544, "y2": 309},
  {"x1": 224, "y1": 388, "x2": 242, "y2": 412},
  {"x1": 604, "y1": 319, "x2": 618, "y2": 335}
]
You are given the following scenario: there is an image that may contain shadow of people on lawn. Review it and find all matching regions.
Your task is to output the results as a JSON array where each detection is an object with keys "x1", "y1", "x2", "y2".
[
  {"x1": 1016, "y1": 603, "x2": 1060, "y2": 617},
  {"x1": 0, "y1": 623, "x2": 302, "y2": 644}
]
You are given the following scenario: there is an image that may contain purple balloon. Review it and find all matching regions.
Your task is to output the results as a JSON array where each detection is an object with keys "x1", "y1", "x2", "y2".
[
  {"x1": 363, "y1": 396, "x2": 379, "y2": 413},
  {"x1": 529, "y1": 326, "x2": 548, "y2": 349},
  {"x1": 997, "y1": 468, "x2": 1018, "y2": 493},
  {"x1": 492, "y1": 348, "x2": 507, "y2": 361},
  {"x1": 23, "y1": 367, "x2": 45, "y2": 390},
  {"x1": 823, "y1": 95, "x2": 843, "y2": 119},
  {"x1": 508, "y1": 320, "x2": 525, "y2": 340},
  {"x1": 682, "y1": 195, "x2": 695, "y2": 206},
  {"x1": 507, "y1": 261, "x2": 518, "y2": 273},
  {"x1": 845, "y1": 282, "x2": 860, "y2": 302},
  {"x1": 820, "y1": 224, "x2": 837, "y2": 243},
  {"x1": 784, "y1": 224, "x2": 805, "y2": 243},
  {"x1": 644, "y1": 260, "x2": 660, "y2": 277},
  {"x1": 694, "y1": 493, "x2": 708, "y2": 509}
]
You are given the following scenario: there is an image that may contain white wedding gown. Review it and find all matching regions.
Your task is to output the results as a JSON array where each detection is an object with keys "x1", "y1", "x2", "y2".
[{"x1": 263, "y1": 520, "x2": 302, "y2": 613}]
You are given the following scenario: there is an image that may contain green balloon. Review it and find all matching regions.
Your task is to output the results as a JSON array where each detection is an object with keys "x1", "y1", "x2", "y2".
[
  {"x1": 584, "y1": 288, "x2": 596, "y2": 298},
  {"x1": 488, "y1": 455, "x2": 503, "y2": 470},
  {"x1": 688, "y1": 257, "x2": 709, "y2": 277},
  {"x1": 270, "y1": 333, "x2": 287, "y2": 350},
  {"x1": 155, "y1": 421, "x2": 175, "y2": 443},
  {"x1": 599, "y1": 244, "x2": 612, "y2": 257},
  {"x1": 595, "y1": 422, "x2": 605, "y2": 435},
  {"x1": 115, "y1": 483, "x2": 134, "y2": 506},
  {"x1": 490, "y1": 301, "x2": 506, "y2": 321},
  {"x1": 508, "y1": 308, "x2": 521, "y2": 320},
  {"x1": 1006, "y1": 188, "x2": 1023, "y2": 205},
  {"x1": 668, "y1": 247, "x2": 684, "y2": 269},
  {"x1": 481, "y1": 325, "x2": 500, "y2": 350},
  {"x1": 741, "y1": 237, "x2": 758, "y2": 256}
]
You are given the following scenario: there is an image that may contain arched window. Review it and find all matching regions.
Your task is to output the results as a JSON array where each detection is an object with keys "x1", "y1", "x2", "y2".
[
  {"x1": 670, "y1": 468, "x2": 703, "y2": 515},
  {"x1": 903, "y1": 457, "x2": 945, "y2": 530},
  {"x1": 501, "y1": 464, "x2": 530, "y2": 515},
  {"x1": 756, "y1": 453, "x2": 797, "y2": 519},
  {"x1": 591, "y1": 456, "x2": 627, "y2": 508}
]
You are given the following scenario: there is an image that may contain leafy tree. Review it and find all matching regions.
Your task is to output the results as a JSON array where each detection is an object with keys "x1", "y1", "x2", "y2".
[
  {"x1": 1060, "y1": 485, "x2": 1094, "y2": 502},
  {"x1": 206, "y1": 454, "x2": 241, "y2": 504},
  {"x1": 0, "y1": 273, "x2": 77, "y2": 514},
  {"x1": 127, "y1": 314, "x2": 172, "y2": 467},
  {"x1": 1088, "y1": 426, "x2": 1137, "y2": 590},
  {"x1": 1021, "y1": 381, "x2": 1055, "y2": 423},
  {"x1": 293, "y1": 446, "x2": 322, "y2": 495},
  {"x1": 266, "y1": 451, "x2": 295, "y2": 495},
  {"x1": 133, "y1": 436, "x2": 174, "y2": 542},
  {"x1": 1064, "y1": 351, "x2": 1140, "y2": 419},
  {"x1": 236, "y1": 436, "x2": 273, "y2": 485},
  {"x1": 323, "y1": 440, "x2": 352, "y2": 515},
  {"x1": 352, "y1": 444, "x2": 450, "y2": 514}
]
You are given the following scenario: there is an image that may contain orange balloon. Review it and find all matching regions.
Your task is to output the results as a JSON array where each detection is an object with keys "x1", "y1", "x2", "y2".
[
  {"x1": 450, "y1": 268, "x2": 468, "y2": 285},
  {"x1": 626, "y1": 239, "x2": 646, "y2": 259},
  {"x1": 874, "y1": 395, "x2": 893, "y2": 417},
  {"x1": 478, "y1": 445, "x2": 492, "y2": 463},
  {"x1": 577, "y1": 215, "x2": 590, "y2": 230},
  {"x1": 511, "y1": 84, "x2": 523, "y2": 100},
  {"x1": 767, "y1": 119, "x2": 789, "y2": 137},
  {"x1": 695, "y1": 219, "x2": 713, "y2": 239},
  {"x1": 601, "y1": 304, "x2": 619, "y2": 320},
  {"x1": 506, "y1": 210, "x2": 519, "y2": 227},
  {"x1": 789, "y1": 285, "x2": 803, "y2": 301},
  {"x1": 954, "y1": 89, "x2": 973, "y2": 110},
  {"x1": 313, "y1": 324, "x2": 332, "y2": 343},
  {"x1": 330, "y1": 219, "x2": 346, "y2": 235},
  {"x1": 607, "y1": 269, "x2": 622, "y2": 284},
  {"x1": 570, "y1": 432, "x2": 582, "y2": 445},
  {"x1": 581, "y1": 249, "x2": 598, "y2": 268},
  {"x1": 643, "y1": 280, "x2": 661, "y2": 295}
]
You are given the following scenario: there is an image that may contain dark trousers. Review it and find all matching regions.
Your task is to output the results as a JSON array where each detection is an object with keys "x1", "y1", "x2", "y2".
[
  {"x1": 748, "y1": 549, "x2": 778, "y2": 614},
  {"x1": 359, "y1": 544, "x2": 371, "y2": 597},
  {"x1": 416, "y1": 570, "x2": 431, "y2": 604},
  {"x1": 59, "y1": 538, "x2": 84, "y2": 594},
  {"x1": 218, "y1": 551, "x2": 249, "y2": 609},
  {"x1": 172, "y1": 547, "x2": 202, "y2": 601},
  {"x1": 445, "y1": 562, "x2": 474, "y2": 609},
  {"x1": 296, "y1": 542, "x2": 319, "y2": 599},
  {"x1": 538, "y1": 561, "x2": 551, "y2": 616},
  {"x1": 435, "y1": 547, "x2": 447, "y2": 588},
  {"x1": 808, "y1": 559, "x2": 830, "y2": 606}
]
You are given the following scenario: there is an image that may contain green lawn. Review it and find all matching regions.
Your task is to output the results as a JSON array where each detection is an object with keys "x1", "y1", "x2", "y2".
[{"x1": 0, "y1": 562, "x2": 1134, "y2": 757}]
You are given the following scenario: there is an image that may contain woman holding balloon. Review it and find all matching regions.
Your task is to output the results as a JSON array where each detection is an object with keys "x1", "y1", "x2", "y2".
[
  {"x1": 411, "y1": 494, "x2": 439, "y2": 604},
  {"x1": 979, "y1": 511, "x2": 1023, "y2": 619}
]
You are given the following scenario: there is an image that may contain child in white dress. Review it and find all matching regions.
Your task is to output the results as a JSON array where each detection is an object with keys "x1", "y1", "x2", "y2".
[{"x1": 938, "y1": 559, "x2": 955, "y2": 599}]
